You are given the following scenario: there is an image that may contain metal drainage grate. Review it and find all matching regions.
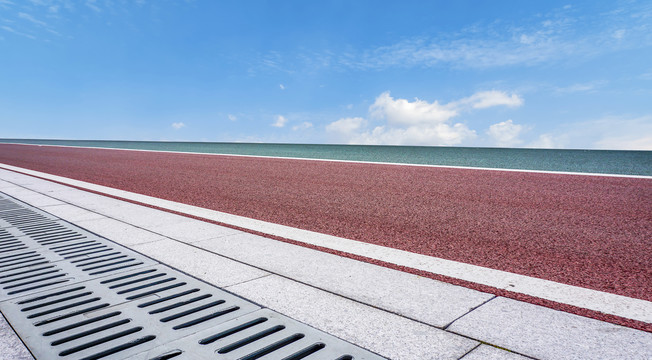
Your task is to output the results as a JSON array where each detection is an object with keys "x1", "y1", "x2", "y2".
[
  {"x1": 0, "y1": 196, "x2": 24, "y2": 212},
  {"x1": 1, "y1": 227, "x2": 29, "y2": 254},
  {"x1": 0, "y1": 192, "x2": 385, "y2": 359},
  {"x1": 0, "y1": 216, "x2": 157, "y2": 300},
  {"x1": 0, "y1": 196, "x2": 57, "y2": 228}
]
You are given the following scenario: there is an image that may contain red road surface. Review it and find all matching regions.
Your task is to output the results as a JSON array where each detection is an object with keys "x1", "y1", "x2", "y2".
[{"x1": 1, "y1": 144, "x2": 650, "y2": 303}]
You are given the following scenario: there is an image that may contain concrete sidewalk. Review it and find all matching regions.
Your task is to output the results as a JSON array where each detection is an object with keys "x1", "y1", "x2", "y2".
[{"x1": 0, "y1": 167, "x2": 650, "y2": 360}]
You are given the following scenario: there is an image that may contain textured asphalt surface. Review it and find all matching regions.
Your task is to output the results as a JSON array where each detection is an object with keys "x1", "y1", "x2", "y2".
[{"x1": 1, "y1": 144, "x2": 650, "y2": 305}]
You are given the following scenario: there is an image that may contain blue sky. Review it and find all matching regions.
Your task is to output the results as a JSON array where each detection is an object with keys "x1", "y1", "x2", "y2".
[{"x1": 1, "y1": 0, "x2": 651, "y2": 149}]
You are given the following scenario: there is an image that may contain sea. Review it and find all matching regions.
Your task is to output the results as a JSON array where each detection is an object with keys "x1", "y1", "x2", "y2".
[{"x1": 1, "y1": 139, "x2": 651, "y2": 176}]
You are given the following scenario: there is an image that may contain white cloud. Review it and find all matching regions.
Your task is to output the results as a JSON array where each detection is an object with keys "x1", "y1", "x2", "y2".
[
  {"x1": 85, "y1": 0, "x2": 101, "y2": 12},
  {"x1": 256, "y1": 3, "x2": 652, "y2": 73},
  {"x1": 18, "y1": 12, "x2": 47, "y2": 27},
  {"x1": 279, "y1": 84, "x2": 285, "y2": 90},
  {"x1": 327, "y1": 90, "x2": 522, "y2": 146},
  {"x1": 370, "y1": 92, "x2": 458, "y2": 126},
  {"x1": 227, "y1": 114, "x2": 237, "y2": 121},
  {"x1": 527, "y1": 115, "x2": 652, "y2": 150},
  {"x1": 272, "y1": 115, "x2": 288, "y2": 128},
  {"x1": 612, "y1": 29, "x2": 626, "y2": 39},
  {"x1": 1, "y1": 25, "x2": 35, "y2": 39},
  {"x1": 555, "y1": 81, "x2": 605, "y2": 93},
  {"x1": 350, "y1": 123, "x2": 476, "y2": 146},
  {"x1": 327, "y1": 91, "x2": 503, "y2": 146},
  {"x1": 592, "y1": 116, "x2": 652, "y2": 150},
  {"x1": 326, "y1": 117, "x2": 365, "y2": 135},
  {"x1": 171, "y1": 122, "x2": 186, "y2": 129},
  {"x1": 292, "y1": 122, "x2": 313, "y2": 131},
  {"x1": 487, "y1": 119, "x2": 524, "y2": 147},
  {"x1": 454, "y1": 90, "x2": 523, "y2": 109},
  {"x1": 596, "y1": 135, "x2": 652, "y2": 150},
  {"x1": 529, "y1": 134, "x2": 558, "y2": 149},
  {"x1": 519, "y1": 34, "x2": 535, "y2": 44}
]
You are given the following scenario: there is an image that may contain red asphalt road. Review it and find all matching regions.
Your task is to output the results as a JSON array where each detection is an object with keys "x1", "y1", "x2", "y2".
[{"x1": 1, "y1": 144, "x2": 651, "y2": 303}]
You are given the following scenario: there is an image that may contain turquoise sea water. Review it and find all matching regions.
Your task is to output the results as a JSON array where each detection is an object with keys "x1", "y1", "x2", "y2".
[{"x1": 1, "y1": 139, "x2": 651, "y2": 176}]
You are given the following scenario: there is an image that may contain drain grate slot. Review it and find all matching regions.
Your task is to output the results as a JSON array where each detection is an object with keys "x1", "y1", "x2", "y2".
[
  {"x1": 199, "y1": 317, "x2": 269, "y2": 345},
  {"x1": 216, "y1": 324, "x2": 286, "y2": 354},
  {"x1": 0, "y1": 252, "x2": 43, "y2": 267},
  {"x1": 238, "y1": 332, "x2": 305, "y2": 360},
  {"x1": 50, "y1": 318, "x2": 132, "y2": 346},
  {"x1": 1, "y1": 265, "x2": 57, "y2": 281},
  {"x1": 116, "y1": 277, "x2": 176, "y2": 294},
  {"x1": 125, "y1": 282, "x2": 187, "y2": 300},
  {"x1": 149, "y1": 350, "x2": 183, "y2": 360},
  {"x1": 42, "y1": 311, "x2": 123, "y2": 336},
  {"x1": 138, "y1": 289, "x2": 200, "y2": 308},
  {"x1": 0, "y1": 191, "x2": 385, "y2": 359},
  {"x1": 160, "y1": 299, "x2": 226, "y2": 323},
  {"x1": 27, "y1": 297, "x2": 102, "y2": 319},
  {"x1": 81, "y1": 335, "x2": 157, "y2": 360},
  {"x1": 7, "y1": 278, "x2": 70, "y2": 296},
  {"x1": 282, "y1": 342, "x2": 326, "y2": 360},
  {"x1": 72, "y1": 252, "x2": 123, "y2": 264},
  {"x1": 77, "y1": 255, "x2": 129, "y2": 268},
  {"x1": 33, "y1": 303, "x2": 112, "y2": 327},
  {"x1": 148, "y1": 294, "x2": 212, "y2": 314},
  {"x1": 4, "y1": 272, "x2": 67, "y2": 290},
  {"x1": 21, "y1": 291, "x2": 94, "y2": 312},
  {"x1": 58, "y1": 326, "x2": 145, "y2": 357},
  {"x1": 99, "y1": 269, "x2": 157, "y2": 283}
]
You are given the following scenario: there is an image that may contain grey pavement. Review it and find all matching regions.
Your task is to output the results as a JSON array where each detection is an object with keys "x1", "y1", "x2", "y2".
[{"x1": 0, "y1": 167, "x2": 650, "y2": 360}]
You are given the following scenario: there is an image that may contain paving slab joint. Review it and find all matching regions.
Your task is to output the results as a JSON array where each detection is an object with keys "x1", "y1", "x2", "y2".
[
  {"x1": 456, "y1": 343, "x2": 482, "y2": 359},
  {"x1": 458, "y1": 342, "x2": 539, "y2": 360},
  {"x1": 482, "y1": 342, "x2": 538, "y2": 359},
  {"x1": 223, "y1": 273, "x2": 275, "y2": 288},
  {"x1": 444, "y1": 294, "x2": 498, "y2": 330}
]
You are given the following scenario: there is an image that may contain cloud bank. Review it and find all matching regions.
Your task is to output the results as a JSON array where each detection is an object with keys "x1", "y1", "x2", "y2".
[
  {"x1": 527, "y1": 116, "x2": 652, "y2": 150},
  {"x1": 327, "y1": 91, "x2": 523, "y2": 146}
]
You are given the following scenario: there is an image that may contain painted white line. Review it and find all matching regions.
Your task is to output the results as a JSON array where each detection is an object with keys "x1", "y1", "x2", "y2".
[
  {"x1": 3, "y1": 142, "x2": 651, "y2": 179},
  {"x1": 1, "y1": 162, "x2": 651, "y2": 324}
]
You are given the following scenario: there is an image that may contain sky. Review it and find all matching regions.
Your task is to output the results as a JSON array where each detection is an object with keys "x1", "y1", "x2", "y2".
[{"x1": 1, "y1": 0, "x2": 652, "y2": 150}]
